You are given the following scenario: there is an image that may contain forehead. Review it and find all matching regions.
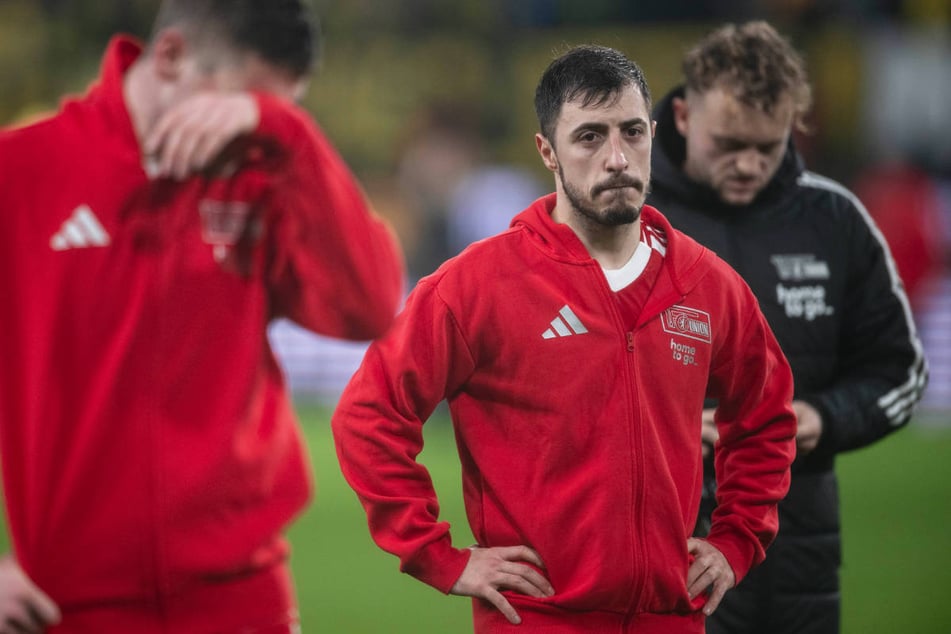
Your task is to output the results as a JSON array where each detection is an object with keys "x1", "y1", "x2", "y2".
[
  {"x1": 691, "y1": 87, "x2": 793, "y2": 140},
  {"x1": 208, "y1": 52, "x2": 307, "y2": 101},
  {"x1": 556, "y1": 84, "x2": 650, "y2": 132}
]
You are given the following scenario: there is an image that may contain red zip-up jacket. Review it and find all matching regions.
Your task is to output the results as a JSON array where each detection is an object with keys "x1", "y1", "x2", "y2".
[
  {"x1": 333, "y1": 195, "x2": 795, "y2": 633},
  {"x1": 0, "y1": 37, "x2": 403, "y2": 631}
]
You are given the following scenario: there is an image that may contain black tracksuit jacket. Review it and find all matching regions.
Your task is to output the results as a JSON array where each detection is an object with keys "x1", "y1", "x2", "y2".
[{"x1": 647, "y1": 87, "x2": 928, "y2": 633}]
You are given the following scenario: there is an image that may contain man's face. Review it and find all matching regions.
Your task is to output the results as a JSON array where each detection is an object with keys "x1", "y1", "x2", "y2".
[
  {"x1": 674, "y1": 86, "x2": 793, "y2": 206},
  {"x1": 537, "y1": 84, "x2": 655, "y2": 227}
]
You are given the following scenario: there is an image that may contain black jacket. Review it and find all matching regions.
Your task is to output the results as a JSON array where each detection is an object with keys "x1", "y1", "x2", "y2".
[{"x1": 647, "y1": 86, "x2": 928, "y2": 623}]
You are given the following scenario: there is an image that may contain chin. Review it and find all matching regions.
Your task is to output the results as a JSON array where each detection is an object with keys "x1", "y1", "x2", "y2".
[
  {"x1": 721, "y1": 191, "x2": 757, "y2": 206},
  {"x1": 600, "y1": 205, "x2": 640, "y2": 226}
]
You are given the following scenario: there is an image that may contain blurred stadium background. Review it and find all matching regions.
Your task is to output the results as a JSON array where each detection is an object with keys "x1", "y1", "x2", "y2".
[{"x1": 1, "y1": 0, "x2": 949, "y2": 631}]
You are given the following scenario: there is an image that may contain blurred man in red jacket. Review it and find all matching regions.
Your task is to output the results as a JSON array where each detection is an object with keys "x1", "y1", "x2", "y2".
[{"x1": 0, "y1": 2, "x2": 404, "y2": 632}]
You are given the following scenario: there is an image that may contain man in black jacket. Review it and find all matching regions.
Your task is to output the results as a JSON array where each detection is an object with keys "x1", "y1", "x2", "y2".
[{"x1": 647, "y1": 21, "x2": 928, "y2": 634}]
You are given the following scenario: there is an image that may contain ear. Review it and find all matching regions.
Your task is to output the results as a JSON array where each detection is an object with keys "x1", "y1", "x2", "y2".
[
  {"x1": 150, "y1": 28, "x2": 189, "y2": 81},
  {"x1": 671, "y1": 96, "x2": 689, "y2": 137},
  {"x1": 535, "y1": 133, "x2": 558, "y2": 173}
]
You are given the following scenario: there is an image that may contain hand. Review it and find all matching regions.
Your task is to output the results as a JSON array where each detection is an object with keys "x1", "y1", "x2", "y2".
[
  {"x1": 700, "y1": 408, "x2": 718, "y2": 458},
  {"x1": 144, "y1": 92, "x2": 260, "y2": 180},
  {"x1": 686, "y1": 538, "x2": 735, "y2": 616},
  {"x1": 450, "y1": 546, "x2": 554, "y2": 625},
  {"x1": 0, "y1": 555, "x2": 60, "y2": 634},
  {"x1": 792, "y1": 400, "x2": 823, "y2": 456}
]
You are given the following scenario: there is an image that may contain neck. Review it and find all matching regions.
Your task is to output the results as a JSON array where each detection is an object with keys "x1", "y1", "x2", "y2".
[{"x1": 552, "y1": 195, "x2": 641, "y2": 269}]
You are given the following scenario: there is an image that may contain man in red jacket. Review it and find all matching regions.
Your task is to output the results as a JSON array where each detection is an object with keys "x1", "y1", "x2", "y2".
[
  {"x1": 0, "y1": 1, "x2": 404, "y2": 632},
  {"x1": 333, "y1": 45, "x2": 796, "y2": 633}
]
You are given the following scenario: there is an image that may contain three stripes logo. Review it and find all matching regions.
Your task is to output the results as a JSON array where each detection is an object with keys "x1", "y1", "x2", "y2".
[
  {"x1": 50, "y1": 205, "x2": 111, "y2": 251},
  {"x1": 542, "y1": 305, "x2": 588, "y2": 340}
]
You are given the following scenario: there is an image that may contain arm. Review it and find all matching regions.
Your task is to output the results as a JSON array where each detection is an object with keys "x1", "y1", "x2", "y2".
[
  {"x1": 331, "y1": 281, "x2": 551, "y2": 623},
  {"x1": 799, "y1": 200, "x2": 927, "y2": 458},
  {"x1": 145, "y1": 91, "x2": 404, "y2": 340},
  {"x1": 254, "y1": 94, "x2": 404, "y2": 339},
  {"x1": 704, "y1": 302, "x2": 797, "y2": 585},
  {"x1": 332, "y1": 281, "x2": 473, "y2": 591}
]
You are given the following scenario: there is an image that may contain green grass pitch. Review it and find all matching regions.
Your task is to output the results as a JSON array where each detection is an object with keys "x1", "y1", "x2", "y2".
[
  {"x1": 1, "y1": 407, "x2": 948, "y2": 632},
  {"x1": 289, "y1": 407, "x2": 951, "y2": 633}
]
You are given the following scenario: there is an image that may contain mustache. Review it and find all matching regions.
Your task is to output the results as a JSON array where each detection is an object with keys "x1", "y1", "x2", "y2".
[{"x1": 591, "y1": 176, "x2": 644, "y2": 197}]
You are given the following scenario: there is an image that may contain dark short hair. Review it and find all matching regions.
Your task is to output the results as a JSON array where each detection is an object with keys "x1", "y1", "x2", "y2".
[
  {"x1": 534, "y1": 45, "x2": 651, "y2": 142},
  {"x1": 683, "y1": 21, "x2": 812, "y2": 130},
  {"x1": 152, "y1": 0, "x2": 318, "y2": 78}
]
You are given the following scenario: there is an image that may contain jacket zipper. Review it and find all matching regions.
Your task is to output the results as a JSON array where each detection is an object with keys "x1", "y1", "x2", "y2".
[{"x1": 591, "y1": 265, "x2": 648, "y2": 616}]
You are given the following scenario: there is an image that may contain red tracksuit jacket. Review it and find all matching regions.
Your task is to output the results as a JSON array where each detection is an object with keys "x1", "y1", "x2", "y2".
[
  {"x1": 333, "y1": 195, "x2": 796, "y2": 633},
  {"x1": 0, "y1": 37, "x2": 403, "y2": 632}
]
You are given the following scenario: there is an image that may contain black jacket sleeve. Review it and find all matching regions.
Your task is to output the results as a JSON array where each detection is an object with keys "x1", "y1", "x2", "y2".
[{"x1": 800, "y1": 193, "x2": 928, "y2": 456}]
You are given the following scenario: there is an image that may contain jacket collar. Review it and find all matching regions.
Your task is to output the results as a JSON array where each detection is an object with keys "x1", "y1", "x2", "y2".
[
  {"x1": 510, "y1": 193, "x2": 713, "y2": 302},
  {"x1": 82, "y1": 35, "x2": 145, "y2": 157}
]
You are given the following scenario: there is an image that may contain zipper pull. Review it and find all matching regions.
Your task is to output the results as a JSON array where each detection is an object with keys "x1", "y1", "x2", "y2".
[{"x1": 626, "y1": 332, "x2": 635, "y2": 352}]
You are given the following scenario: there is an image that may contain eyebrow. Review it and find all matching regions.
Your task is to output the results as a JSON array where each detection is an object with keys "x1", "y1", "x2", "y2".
[
  {"x1": 711, "y1": 134, "x2": 784, "y2": 147},
  {"x1": 570, "y1": 117, "x2": 648, "y2": 136}
]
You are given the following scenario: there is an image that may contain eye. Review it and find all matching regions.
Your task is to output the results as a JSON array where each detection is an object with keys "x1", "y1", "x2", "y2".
[
  {"x1": 578, "y1": 131, "x2": 600, "y2": 143},
  {"x1": 625, "y1": 125, "x2": 644, "y2": 137},
  {"x1": 715, "y1": 139, "x2": 746, "y2": 153}
]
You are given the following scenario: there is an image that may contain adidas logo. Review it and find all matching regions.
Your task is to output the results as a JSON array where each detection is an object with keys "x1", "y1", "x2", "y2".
[
  {"x1": 50, "y1": 205, "x2": 111, "y2": 251},
  {"x1": 542, "y1": 305, "x2": 588, "y2": 339}
]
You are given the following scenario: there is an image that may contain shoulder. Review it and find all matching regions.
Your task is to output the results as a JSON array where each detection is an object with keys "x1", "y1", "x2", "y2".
[
  {"x1": 431, "y1": 225, "x2": 530, "y2": 278},
  {"x1": 796, "y1": 170, "x2": 890, "y2": 248},
  {"x1": 0, "y1": 113, "x2": 67, "y2": 176},
  {"x1": 796, "y1": 171, "x2": 869, "y2": 219}
]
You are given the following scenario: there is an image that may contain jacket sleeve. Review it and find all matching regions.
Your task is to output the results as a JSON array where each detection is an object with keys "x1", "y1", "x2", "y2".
[
  {"x1": 254, "y1": 93, "x2": 404, "y2": 340},
  {"x1": 800, "y1": 197, "x2": 928, "y2": 458},
  {"x1": 331, "y1": 279, "x2": 475, "y2": 593},
  {"x1": 705, "y1": 291, "x2": 797, "y2": 584}
]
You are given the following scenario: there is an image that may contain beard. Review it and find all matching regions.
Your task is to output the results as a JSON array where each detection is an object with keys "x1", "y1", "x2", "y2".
[{"x1": 559, "y1": 166, "x2": 646, "y2": 227}]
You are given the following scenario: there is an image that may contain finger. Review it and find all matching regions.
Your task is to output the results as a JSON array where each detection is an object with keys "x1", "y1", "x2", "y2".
[
  {"x1": 185, "y1": 104, "x2": 236, "y2": 175},
  {"x1": 144, "y1": 113, "x2": 173, "y2": 157},
  {"x1": 499, "y1": 545, "x2": 546, "y2": 568},
  {"x1": 702, "y1": 577, "x2": 731, "y2": 616},
  {"x1": 686, "y1": 558, "x2": 712, "y2": 596},
  {"x1": 26, "y1": 588, "x2": 61, "y2": 627},
  {"x1": 156, "y1": 106, "x2": 206, "y2": 178},
  {"x1": 145, "y1": 103, "x2": 190, "y2": 162},
  {"x1": 3, "y1": 611, "x2": 38, "y2": 634},
  {"x1": 686, "y1": 567, "x2": 713, "y2": 599},
  {"x1": 190, "y1": 129, "x2": 230, "y2": 175},
  {"x1": 686, "y1": 537, "x2": 703, "y2": 555},
  {"x1": 165, "y1": 111, "x2": 209, "y2": 180},
  {"x1": 157, "y1": 121, "x2": 189, "y2": 178},
  {"x1": 500, "y1": 562, "x2": 554, "y2": 596},
  {"x1": 497, "y1": 568, "x2": 553, "y2": 598},
  {"x1": 484, "y1": 589, "x2": 521, "y2": 625}
]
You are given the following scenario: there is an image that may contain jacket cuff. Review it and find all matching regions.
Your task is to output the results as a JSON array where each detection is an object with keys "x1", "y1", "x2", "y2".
[
  {"x1": 703, "y1": 527, "x2": 758, "y2": 585},
  {"x1": 252, "y1": 92, "x2": 308, "y2": 146},
  {"x1": 797, "y1": 393, "x2": 837, "y2": 461},
  {"x1": 401, "y1": 538, "x2": 472, "y2": 594}
]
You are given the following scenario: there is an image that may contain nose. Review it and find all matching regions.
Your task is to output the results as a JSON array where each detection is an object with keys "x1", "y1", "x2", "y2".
[
  {"x1": 605, "y1": 135, "x2": 629, "y2": 173},
  {"x1": 734, "y1": 149, "x2": 762, "y2": 176}
]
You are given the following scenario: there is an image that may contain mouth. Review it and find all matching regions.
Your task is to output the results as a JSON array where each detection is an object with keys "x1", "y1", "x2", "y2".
[
  {"x1": 726, "y1": 176, "x2": 759, "y2": 189},
  {"x1": 594, "y1": 180, "x2": 642, "y2": 196}
]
